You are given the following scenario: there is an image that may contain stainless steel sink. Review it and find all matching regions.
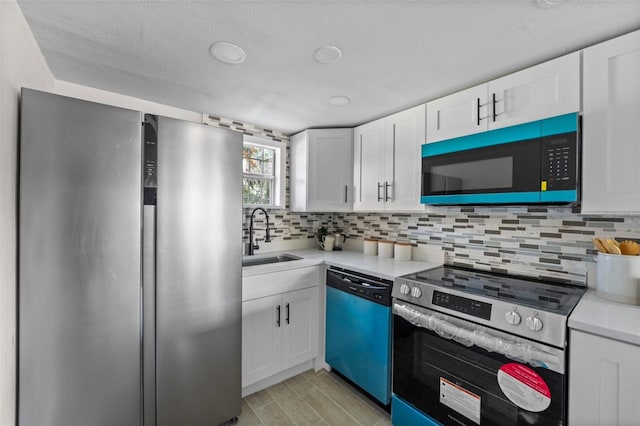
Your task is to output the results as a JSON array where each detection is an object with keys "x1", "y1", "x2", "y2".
[{"x1": 242, "y1": 253, "x2": 302, "y2": 267}]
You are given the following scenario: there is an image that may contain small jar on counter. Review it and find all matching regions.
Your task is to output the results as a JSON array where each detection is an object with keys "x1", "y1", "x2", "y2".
[
  {"x1": 363, "y1": 238, "x2": 378, "y2": 256},
  {"x1": 378, "y1": 240, "x2": 394, "y2": 258},
  {"x1": 394, "y1": 242, "x2": 412, "y2": 261}
]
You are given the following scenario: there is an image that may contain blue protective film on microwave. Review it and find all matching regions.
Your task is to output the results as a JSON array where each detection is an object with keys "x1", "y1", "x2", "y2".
[
  {"x1": 421, "y1": 191, "x2": 541, "y2": 205},
  {"x1": 422, "y1": 121, "x2": 540, "y2": 157},
  {"x1": 540, "y1": 113, "x2": 578, "y2": 137},
  {"x1": 540, "y1": 189, "x2": 578, "y2": 203},
  {"x1": 421, "y1": 113, "x2": 579, "y2": 158}
]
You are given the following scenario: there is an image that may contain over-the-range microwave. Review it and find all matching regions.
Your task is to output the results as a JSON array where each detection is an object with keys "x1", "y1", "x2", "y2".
[{"x1": 421, "y1": 113, "x2": 580, "y2": 206}]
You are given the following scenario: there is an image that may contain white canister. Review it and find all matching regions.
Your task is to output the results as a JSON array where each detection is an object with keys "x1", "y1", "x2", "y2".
[
  {"x1": 596, "y1": 253, "x2": 640, "y2": 305},
  {"x1": 394, "y1": 242, "x2": 412, "y2": 261},
  {"x1": 363, "y1": 239, "x2": 378, "y2": 256},
  {"x1": 378, "y1": 241, "x2": 394, "y2": 258}
]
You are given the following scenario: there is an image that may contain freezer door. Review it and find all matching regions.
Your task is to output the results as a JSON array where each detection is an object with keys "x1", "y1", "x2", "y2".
[
  {"x1": 19, "y1": 89, "x2": 143, "y2": 426},
  {"x1": 155, "y1": 117, "x2": 242, "y2": 425}
]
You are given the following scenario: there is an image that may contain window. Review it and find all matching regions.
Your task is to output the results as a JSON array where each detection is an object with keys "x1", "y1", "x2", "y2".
[{"x1": 242, "y1": 135, "x2": 285, "y2": 208}]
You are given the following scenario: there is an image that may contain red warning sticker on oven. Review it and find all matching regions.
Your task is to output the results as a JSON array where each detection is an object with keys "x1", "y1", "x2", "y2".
[{"x1": 497, "y1": 363, "x2": 551, "y2": 412}]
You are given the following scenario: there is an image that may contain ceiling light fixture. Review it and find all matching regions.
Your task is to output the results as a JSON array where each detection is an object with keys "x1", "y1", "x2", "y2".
[
  {"x1": 314, "y1": 45, "x2": 343, "y2": 64},
  {"x1": 209, "y1": 41, "x2": 246, "y2": 65},
  {"x1": 328, "y1": 96, "x2": 351, "y2": 106}
]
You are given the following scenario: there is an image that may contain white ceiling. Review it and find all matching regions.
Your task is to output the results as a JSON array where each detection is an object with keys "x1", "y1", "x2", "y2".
[{"x1": 17, "y1": 0, "x2": 640, "y2": 135}]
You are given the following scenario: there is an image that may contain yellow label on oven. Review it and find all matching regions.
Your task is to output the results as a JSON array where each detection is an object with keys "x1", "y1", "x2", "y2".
[{"x1": 541, "y1": 181, "x2": 547, "y2": 191}]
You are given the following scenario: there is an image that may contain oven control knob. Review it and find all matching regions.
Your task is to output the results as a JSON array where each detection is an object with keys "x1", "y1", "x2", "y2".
[
  {"x1": 399, "y1": 283, "x2": 411, "y2": 295},
  {"x1": 505, "y1": 310, "x2": 521, "y2": 326},
  {"x1": 526, "y1": 315, "x2": 543, "y2": 332},
  {"x1": 411, "y1": 287, "x2": 422, "y2": 298}
]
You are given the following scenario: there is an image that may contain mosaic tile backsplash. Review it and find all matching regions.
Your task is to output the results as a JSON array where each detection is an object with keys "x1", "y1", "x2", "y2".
[
  {"x1": 205, "y1": 114, "x2": 640, "y2": 286},
  {"x1": 327, "y1": 208, "x2": 640, "y2": 285}
]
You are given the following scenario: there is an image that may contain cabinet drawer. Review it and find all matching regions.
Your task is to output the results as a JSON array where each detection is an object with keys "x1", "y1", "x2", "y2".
[{"x1": 243, "y1": 266, "x2": 320, "y2": 301}]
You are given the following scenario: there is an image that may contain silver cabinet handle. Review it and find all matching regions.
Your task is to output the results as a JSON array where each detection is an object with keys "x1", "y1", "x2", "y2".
[
  {"x1": 385, "y1": 181, "x2": 392, "y2": 201},
  {"x1": 377, "y1": 182, "x2": 383, "y2": 202},
  {"x1": 344, "y1": 185, "x2": 348, "y2": 203}
]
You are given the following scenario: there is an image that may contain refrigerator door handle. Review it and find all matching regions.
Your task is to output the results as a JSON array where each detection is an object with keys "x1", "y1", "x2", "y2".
[{"x1": 143, "y1": 205, "x2": 156, "y2": 426}]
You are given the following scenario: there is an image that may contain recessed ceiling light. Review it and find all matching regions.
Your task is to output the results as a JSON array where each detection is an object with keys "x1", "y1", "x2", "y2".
[
  {"x1": 209, "y1": 42, "x2": 246, "y2": 64},
  {"x1": 328, "y1": 96, "x2": 351, "y2": 106},
  {"x1": 314, "y1": 45, "x2": 343, "y2": 64}
]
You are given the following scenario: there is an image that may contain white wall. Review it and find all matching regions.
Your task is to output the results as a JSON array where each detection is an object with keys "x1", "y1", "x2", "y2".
[{"x1": 0, "y1": 4, "x2": 207, "y2": 424}]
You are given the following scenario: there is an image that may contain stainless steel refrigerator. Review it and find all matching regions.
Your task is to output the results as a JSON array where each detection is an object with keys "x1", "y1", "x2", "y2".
[{"x1": 19, "y1": 89, "x2": 242, "y2": 426}]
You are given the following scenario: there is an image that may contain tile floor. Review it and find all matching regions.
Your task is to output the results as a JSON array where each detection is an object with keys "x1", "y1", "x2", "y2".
[{"x1": 237, "y1": 369, "x2": 391, "y2": 426}]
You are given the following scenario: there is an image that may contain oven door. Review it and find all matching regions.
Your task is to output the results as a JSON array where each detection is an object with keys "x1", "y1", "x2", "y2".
[{"x1": 392, "y1": 302, "x2": 566, "y2": 426}]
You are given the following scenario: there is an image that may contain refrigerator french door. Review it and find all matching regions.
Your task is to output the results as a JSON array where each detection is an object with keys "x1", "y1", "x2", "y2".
[{"x1": 19, "y1": 89, "x2": 242, "y2": 426}]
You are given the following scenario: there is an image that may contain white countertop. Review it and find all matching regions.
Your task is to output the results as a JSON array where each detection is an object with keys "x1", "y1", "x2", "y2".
[
  {"x1": 568, "y1": 289, "x2": 640, "y2": 346},
  {"x1": 242, "y1": 248, "x2": 442, "y2": 280}
]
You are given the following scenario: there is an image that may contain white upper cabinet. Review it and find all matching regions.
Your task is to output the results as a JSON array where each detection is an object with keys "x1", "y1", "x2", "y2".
[
  {"x1": 354, "y1": 104, "x2": 425, "y2": 211},
  {"x1": 582, "y1": 30, "x2": 640, "y2": 214},
  {"x1": 353, "y1": 120, "x2": 385, "y2": 211},
  {"x1": 426, "y1": 84, "x2": 488, "y2": 143},
  {"x1": 426, "y1": 52, "x2": 581, "y2": 143},
  {"x1": 489, "y1": 51, "x2": 580, "y2": 130},
  {"x1": 384, "y1": 106, "x2": 426, "y2": 211},
  {"x1": 290, "y1": 128, "x2": 353, "y2": 212}
]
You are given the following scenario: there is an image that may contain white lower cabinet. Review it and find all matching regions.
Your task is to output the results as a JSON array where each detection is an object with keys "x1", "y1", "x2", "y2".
[
  {"x1": 242, "y1": 293, "x2": 282, "y2": 386},
  {"x1": 569, "y1": 330, "x2": 640, "y2": 425},
  {"x1": 242, "y1": 286, "x2": 319, "y2": 387}
]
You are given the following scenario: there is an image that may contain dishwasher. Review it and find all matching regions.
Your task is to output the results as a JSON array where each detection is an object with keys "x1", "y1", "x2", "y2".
[{"x1": 325, "y1": 266, "x2": 393, "y2": 405}]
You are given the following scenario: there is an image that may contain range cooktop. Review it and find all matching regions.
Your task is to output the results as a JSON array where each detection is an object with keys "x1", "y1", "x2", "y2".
[
  {"x1": 393, "y1": 266, "x2": 587, "y2": 348},
  {"x1": 399, "y1": 266, "x2": 585, "y2": 316}
]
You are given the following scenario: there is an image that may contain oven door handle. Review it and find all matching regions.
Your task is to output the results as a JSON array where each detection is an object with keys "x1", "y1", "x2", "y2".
[{"x1": 393, "y1": 302, "x2": 564, "y2": 373}]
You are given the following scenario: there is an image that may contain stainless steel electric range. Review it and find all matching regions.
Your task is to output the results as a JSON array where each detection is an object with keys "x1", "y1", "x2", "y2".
[{"x1": 391, "y1": 266, "x2": 586, "y2": 426}]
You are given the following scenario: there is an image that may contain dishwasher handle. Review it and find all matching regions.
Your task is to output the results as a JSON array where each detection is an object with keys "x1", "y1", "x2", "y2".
[
  {"x1": 328, "y1": 268, "x2": 392, "y2": 287},
  {"x1": 326, "y1": 268, "x2": 392, "y2": 306}
]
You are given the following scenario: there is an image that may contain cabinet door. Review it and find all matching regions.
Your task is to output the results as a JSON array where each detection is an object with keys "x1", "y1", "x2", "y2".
[
  {"x1": 426, "y1": 84, "x2": 488, "y2": 143},
  {"x1": 353, "y1": 120, "x2": 385, "y2": 211},
  {"x1": 582, "y1": 30, "x2": 640, "y2": 213},
  {"x1": 307, "y1": 129, "x2": 354, "y2": 211},
  {"x1": 569, "y1": 330, "x2": 640, "y2": 425},
  {"x1": 241, "y1": 294, "x2": 282, "y2": 387},
  {"x1": 488, "y1": 51, "x2": 580, "y2": 130},
  {"x1": 289, "y1": 131, "x2": 308, "y2": 212},
  {"x1": 282, "y1": 287, "x2": 319, "y2": 370},
  {"x1": 384, "y1": 105, "x2": 426, "y2": 211}
]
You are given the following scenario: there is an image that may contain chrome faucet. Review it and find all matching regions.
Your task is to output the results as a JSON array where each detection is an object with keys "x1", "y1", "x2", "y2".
[{"x1": 248, "y1": 207, "x2": 271, "y2": 255}]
